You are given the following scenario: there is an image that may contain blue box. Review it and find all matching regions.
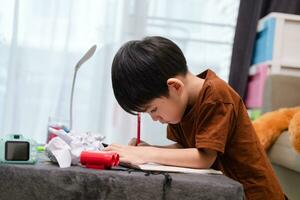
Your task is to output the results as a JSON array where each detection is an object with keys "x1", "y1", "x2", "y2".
[{"x1": 251, "y1": 18, "x2": 276, "y2": 65}]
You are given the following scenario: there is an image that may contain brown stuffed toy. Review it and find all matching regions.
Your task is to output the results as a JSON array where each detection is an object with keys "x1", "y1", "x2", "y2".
[{"x1": 252, "y1": 106, "x2": 300, "y2": 153}]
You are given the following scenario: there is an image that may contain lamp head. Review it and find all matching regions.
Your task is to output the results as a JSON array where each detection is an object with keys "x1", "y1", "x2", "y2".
[{"x1": 75, "y1": 45, "x2": 97, "y2": 71}]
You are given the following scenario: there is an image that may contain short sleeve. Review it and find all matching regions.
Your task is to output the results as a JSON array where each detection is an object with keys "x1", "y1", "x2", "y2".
[{"x1": 195, "y1": 102, "x2": 235, "y2": 154}]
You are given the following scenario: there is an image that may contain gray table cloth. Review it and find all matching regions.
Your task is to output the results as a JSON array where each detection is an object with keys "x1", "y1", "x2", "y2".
[{"x1": 0, "y1": 156, "x2": 244, "y2": 200}]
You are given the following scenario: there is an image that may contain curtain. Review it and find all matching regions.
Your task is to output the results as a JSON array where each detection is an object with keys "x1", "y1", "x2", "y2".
[
  {"x1": 0, "y1": 0, "x2": 138, "y2": 144},
  {"x1": 0, "y1": 0, "x2": 239, "y2": 144},
  {"x1": 229, "y1": 0, "x2": 300, "y2": 99}
]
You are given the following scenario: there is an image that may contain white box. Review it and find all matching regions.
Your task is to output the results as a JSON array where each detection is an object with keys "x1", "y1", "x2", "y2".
[{"x1": 256, "y1": 12, "x2": 300, "y2": 76}]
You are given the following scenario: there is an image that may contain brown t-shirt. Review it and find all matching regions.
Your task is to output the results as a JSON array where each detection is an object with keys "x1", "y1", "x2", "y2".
[{"x1": 167, "y1": 69, "x2": 284, "y2": 199}]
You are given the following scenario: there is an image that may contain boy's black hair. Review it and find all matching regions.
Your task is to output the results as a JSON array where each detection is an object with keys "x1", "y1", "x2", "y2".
[{"x1": 111, "y1": 36, "x2": 188, "y2": 115}]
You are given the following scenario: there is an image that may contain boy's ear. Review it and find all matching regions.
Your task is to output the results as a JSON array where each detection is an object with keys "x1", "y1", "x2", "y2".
[{"x1": 167, "y1": 78, "x2": 184, "y2": 95}]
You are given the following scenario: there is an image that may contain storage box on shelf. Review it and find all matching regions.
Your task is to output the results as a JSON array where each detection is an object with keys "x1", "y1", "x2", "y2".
[
  {"x1": 245, "y1": 64, "x2": 269, "y2": 109},
  {"x1": 245, "y1": 64, "x2": 270, "y2": 120},
  {"x1": 251, "y1": 12, "x2": 300, "y2": 76},
  {"x1": 246, "y1": 12, "x2": 300, "y2": 116}
]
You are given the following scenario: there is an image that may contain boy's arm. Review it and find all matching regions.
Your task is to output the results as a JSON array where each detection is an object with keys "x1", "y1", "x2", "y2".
[
  {"x1": 104, "y1": 144, "x2": 217, "y2": 169},
  {"x1": 128, "y1": 138, "x2": 182, "y2": 149},
  {"x1": 153, "y1": 143, "x2": 183, "y2": 149}
]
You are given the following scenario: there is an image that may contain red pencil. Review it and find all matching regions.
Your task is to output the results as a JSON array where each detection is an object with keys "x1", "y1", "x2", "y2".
[{"x1": 137, "y1": 112, "x2": 141, "y2": 145}]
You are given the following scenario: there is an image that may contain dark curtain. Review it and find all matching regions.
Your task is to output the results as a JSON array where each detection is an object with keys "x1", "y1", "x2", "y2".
[{"x1": 228, "y1": 0, "x2": 300, "y2": 99}]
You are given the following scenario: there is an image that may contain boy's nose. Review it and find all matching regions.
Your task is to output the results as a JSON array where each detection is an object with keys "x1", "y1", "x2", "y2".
[
  {"x1": 150, "y1": 115, "x2": 158, "y2": 121},
  {"x1": 150, "y1": 114, "x2": 160, "y2": 122}
]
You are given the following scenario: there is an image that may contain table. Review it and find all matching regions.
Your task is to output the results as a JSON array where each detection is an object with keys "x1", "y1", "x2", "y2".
[{"x1": 0, "y1": 156, "x2": 244, "y2": 200}]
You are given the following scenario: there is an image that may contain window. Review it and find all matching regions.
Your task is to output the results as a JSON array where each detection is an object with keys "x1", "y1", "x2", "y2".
[{"x1": 0, "y1": 0, "x2": 240, "y2": 144}]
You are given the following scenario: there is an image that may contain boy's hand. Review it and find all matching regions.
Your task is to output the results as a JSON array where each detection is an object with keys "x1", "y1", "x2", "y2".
[
  {"x1": 104, "y1": 144, "x2": 147, "y2": 165},
  {"x1": 128, "y1": 138, "x2": 150, "y2": 146}
]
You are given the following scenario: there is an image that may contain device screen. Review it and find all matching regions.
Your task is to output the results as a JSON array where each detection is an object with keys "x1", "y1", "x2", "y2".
[{"x1": 5, "y1": 141, "x2": 30, "y2": 161}]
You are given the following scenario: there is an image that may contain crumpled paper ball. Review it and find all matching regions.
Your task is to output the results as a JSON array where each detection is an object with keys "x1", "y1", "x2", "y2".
[{"x1": 45, "y1": 129, "x2": 106, "y2": 168}]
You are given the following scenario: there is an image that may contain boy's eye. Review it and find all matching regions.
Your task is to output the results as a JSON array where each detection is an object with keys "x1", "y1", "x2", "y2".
[{"x1": 150, "y1": 107, "x2": 157, "y2": 113}]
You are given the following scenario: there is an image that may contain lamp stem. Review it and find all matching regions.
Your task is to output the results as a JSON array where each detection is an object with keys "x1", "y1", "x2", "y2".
[{"x1": 69, "y1": 68, "x2": 78, "y2": 130}]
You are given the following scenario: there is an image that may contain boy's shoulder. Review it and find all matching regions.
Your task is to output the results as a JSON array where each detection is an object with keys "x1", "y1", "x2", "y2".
[{"x1": 198, "y1": 69, "x2": 239, "y2": 105}]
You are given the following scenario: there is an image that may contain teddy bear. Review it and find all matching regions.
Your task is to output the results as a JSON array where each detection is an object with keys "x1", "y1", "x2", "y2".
[{"x1": 252, "y1": 106, "x2": 300, "y2": 153}]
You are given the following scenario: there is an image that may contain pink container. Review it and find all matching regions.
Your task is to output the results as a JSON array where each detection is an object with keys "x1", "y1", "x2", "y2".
[{"x1": 245, "y1": 64, "x2": 269, "y2": 108}]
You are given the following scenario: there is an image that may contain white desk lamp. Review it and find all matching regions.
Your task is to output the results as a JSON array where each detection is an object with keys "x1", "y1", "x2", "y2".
[{"x1": 69, "y1": 45, "x2": 97, "y2": 130}]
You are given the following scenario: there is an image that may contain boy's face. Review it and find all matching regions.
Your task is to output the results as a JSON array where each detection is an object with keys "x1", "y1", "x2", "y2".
[{"x1": 144, "y1": 78, "x2": 188, "y2": 124}]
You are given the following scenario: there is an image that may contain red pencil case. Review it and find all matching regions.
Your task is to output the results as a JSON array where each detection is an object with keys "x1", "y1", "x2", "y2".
[{"x1": 80, "y1": 151, "x2": 119, "y2": 170}]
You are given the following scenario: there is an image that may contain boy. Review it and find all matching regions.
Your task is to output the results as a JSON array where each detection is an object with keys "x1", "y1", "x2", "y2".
[{"x1": 105, "y1": 36, "x2": 285, "y2": 199}]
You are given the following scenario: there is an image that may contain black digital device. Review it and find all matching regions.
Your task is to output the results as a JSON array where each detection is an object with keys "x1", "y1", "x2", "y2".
[{"x1": 5, "y1": 141, "x2": 30, "y2": 161}]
